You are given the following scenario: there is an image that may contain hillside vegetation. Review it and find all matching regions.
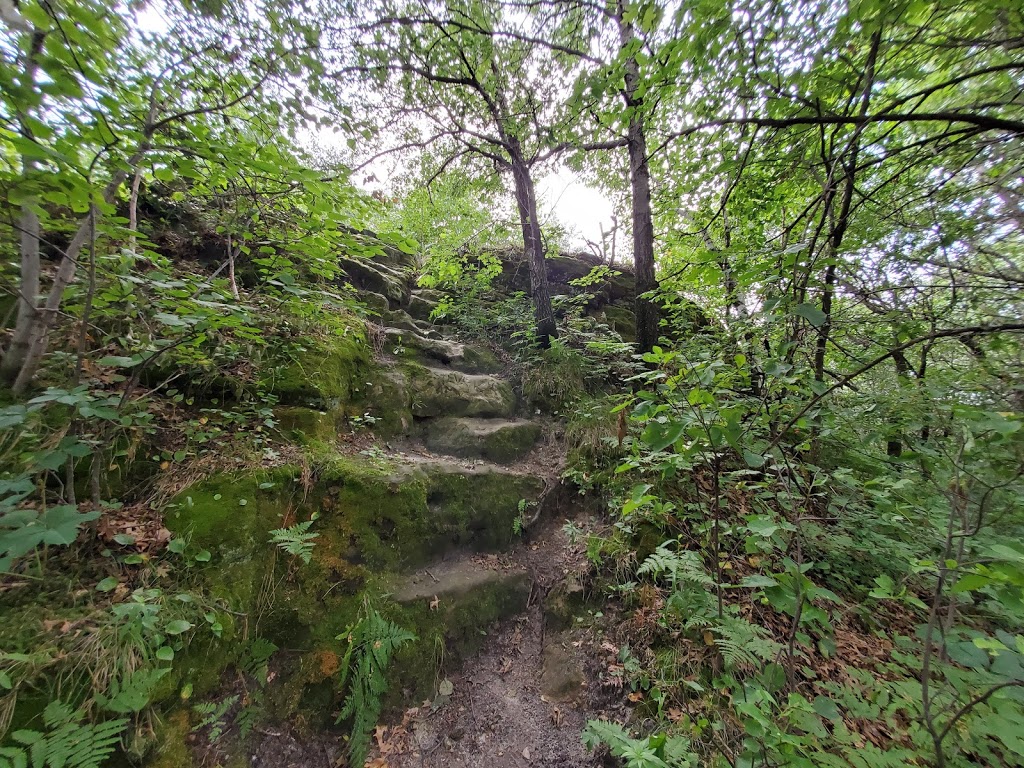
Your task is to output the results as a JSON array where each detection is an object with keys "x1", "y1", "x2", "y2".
[{"x1": 0, "y1": 1, "x2": 1022, "y2": 768}]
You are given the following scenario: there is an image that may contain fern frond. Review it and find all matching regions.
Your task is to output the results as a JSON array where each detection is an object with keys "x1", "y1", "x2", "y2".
[
  {"x1": 7, "y1": 709, "x2": 127, "y2": 768},
  {"x1": 711, "y1": 617, "x2": 783, "y2": 671},
  {"x1": 335, "y1": 607, "x2": 416, "y2": 767},
  {"x1": 638, "y1": 543, "x2": 714, "y2": 589},
  {"x1": 269, "y1": 521, "x2": 319, "y2": 564}
]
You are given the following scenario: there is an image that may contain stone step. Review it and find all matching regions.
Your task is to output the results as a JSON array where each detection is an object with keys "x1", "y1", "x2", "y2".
[
  {"x1": 339, "y1": 255, "x2": 412, "y2": 306},
  {"x1": 422, "y1": 417, "x2": 542, "y2": 463},
  {"x1": 380, "y1": 327, "x2": 501, "y2": 374},
  {"x1": 380, "y1": 309, "x2": 442, "y2": 339},
  {"x1": 365, "y1": 363, "x2": 515, "y2": 435},
  {"x1": 405, "y1": 365, "x2": 515, "y2": 418},
  {"x1": 386, "y1": 456, "x2": 544, "y2": 557},
  {"x1": 393, "y1": 554, "x2": 530, "y2": 605},
  {"x1": 386, "y1": 554, "x2": 532, "y2": 701},
  {"x1": 406, "y1": 290, "x2": 442, "y2": 322}
]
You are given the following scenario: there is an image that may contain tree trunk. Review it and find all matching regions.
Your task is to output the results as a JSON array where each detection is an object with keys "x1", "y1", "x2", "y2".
[
  {"x1": 0, "y1": 29, "x2": 46, "y2": 389},
  {"x1": 508, "y1": 140, "x2": 556, "y2": 345},
  {"x1": 618, "y1": 6, "x2": 658, "y2": 354},
  {"x1": 10, "y1": 144, "x2": 148, "y2": 393},
  {"x1": 1, "y1": 161, "x2": 41, "y2": 388}
]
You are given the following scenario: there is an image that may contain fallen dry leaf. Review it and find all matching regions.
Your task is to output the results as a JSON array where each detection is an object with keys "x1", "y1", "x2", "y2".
[{"x1": 429, "y1": 595, "x2": 439, "y2": 611}]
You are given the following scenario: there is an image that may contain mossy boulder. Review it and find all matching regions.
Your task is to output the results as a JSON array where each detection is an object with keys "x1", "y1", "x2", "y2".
[
  {"x1": 403, "y1": 364, "x2": 515, "y2": 418},
  {"x1": 600, "y1": 304, "x2": 636, "y2": 342},
  {"x1": 274, "y1": 406, "x2": 341, "y2": 443},
  {"x1": 382, "y1": 329, "x2": 500, "y2": 374},
  {"x1": 380, "y1": 308, "x2": 430, "y2": 336},
  {"x1": 148, "y1": 709, "x2": 194, "y2": 768},
  {"x1": 263, "y1": 316, "x2": 371, "y2": 410},
  {"x1": 163, "y1": 452, "x2": 544, "y2": 728},
  {"x1": 338, "y1": 256, "x2": 411, "y2": 306},
  {"x1": 362, "y1": 366, "x2": 413, "y2": 436},
  {"x1": 361, "y1": 290, "x2": 391, "y2": 315},
  {"x1": 406, "y1": 292, "x2": 440, "y2": 322},
  {"x1": 423, "y1": 418, "x2": 541, "y2": 463},
  {"x1": 166, "y1": 455, "x2": 543, "y2": 628},
  {"x1": 543, "y1": 576, "x2": 588, "y2": 633}
]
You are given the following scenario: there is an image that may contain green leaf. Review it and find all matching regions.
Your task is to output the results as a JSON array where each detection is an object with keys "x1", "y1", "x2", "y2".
[
  {"x1": 97, "y1": 356, "x2": 138, "y2": 368},
  {"x1": 96, "y1": 577, "x2": 119, "y2": 592},
  {"x1": 164, "y1": 620, "x2": 193, "y2": 636},
  {"x1": 793, "y1": 303, "x2": 827, "y2": 327},
  {"x1": 167, "y1": 539, "x2": 187, "y2": 554},
  {"x1": 156, "y1": 646, "x2": 175, "y2": 662},
  {"x1": 812, "y1": 695, "x2": 841, "y2": 721},
  {"x1": 739, "y1": 575, "x2": 779, "y2": 589},
  {"x1": 743, "y1": 450, "x2": 765, "y2": 468},
  {"x1": 642, "y1": 421, "x2": 686, "y2": 452}
]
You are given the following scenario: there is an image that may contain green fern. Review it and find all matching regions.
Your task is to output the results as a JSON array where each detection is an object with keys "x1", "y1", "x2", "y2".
[
  {"x1": 638, "y1": 543, "x2": 714, "y2": 589},
  {"x1": 191, "y1": 695, "x2": 238, "y2": 743},
  {"x1": 335, "y1": 606, "x2": 416, "y2": 767},
  {"x1": 269, "y1": 521, "x2": 319, "y2": 563},
  {"x1": 2, "y1": 702, "x2": 127, "y2": 768},
  {"x1": 96, "y1": 668, "x2": 170, "y2": 714},
  {"x1": 240, "y1": 638, "x2": 277, "y2": 682},
  {"x1": 711, "y1": 617, "x2": 783, "y2": 671},
  {"x1": 582, "y1": 719, "x2": 696, "y2": 767}
]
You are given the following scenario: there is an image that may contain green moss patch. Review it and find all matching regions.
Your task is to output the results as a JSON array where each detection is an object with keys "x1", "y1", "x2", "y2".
[
  {"x1": 262, "y1": 314, "x2": 371, "y2": 409},
  {"x1": 423, "y1": 418, "x2": 541, "y2": 463}
]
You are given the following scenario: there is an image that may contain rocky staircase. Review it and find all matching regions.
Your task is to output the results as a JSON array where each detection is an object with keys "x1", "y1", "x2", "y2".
[{"x1": 340, "y1": 246, "x2": 559, "y2": 690}]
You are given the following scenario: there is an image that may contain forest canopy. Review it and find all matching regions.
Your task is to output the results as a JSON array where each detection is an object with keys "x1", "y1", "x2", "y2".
[{"x1": 0, "y1": 0, "x2": 1022, "y2": 767}]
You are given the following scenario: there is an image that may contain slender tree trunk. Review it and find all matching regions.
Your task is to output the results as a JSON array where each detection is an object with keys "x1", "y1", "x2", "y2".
[
  {"x1": 508, "y1": 140, "x2": 556, "y2": 345},
  {"x1": 11, "y1": 142, "x2": 149, "y2": 392},
  {"x1": 887, "y1": 349, "x2": 914, "y2": 456},
  {"x1": 227, "y1": 234, "x2": 240, "y2": 299},
  {"x1": 618, "y1": 5, "x2": 658, "y2": 354},
  {"x1": 128, "y1": 167, "x2": 142, "y2": 254},
  {"x1": 813, "y1": 260, "x2": 836, "y2": 382},
  {"x1": 1, "y1": 160, "x2": 41, "y2": 387},
  {"x1": 0, "y1": 29, "x2": 46, "y2": 389}
]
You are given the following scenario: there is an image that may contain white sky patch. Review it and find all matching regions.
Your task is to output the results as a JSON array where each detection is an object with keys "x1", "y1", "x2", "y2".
[{"x1": 537, "y1": 168, "x2": 616, "y2": 250}]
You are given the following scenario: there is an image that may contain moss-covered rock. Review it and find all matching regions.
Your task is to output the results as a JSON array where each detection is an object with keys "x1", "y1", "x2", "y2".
[
  {"x1": 600, "y1": 305, "x2": 636, "y2": 342},
  {"x1": 406, "y1": 292, "x2": 439, "y2": 322},
  {"x1": 338, "y1": 256, "x2": 411, "y2": 305},
  {"x1": 403, "y1": 364, "x2": 515, "y2": 418},
  {"x1": 166, "y1": 455, "x2": 543, "y2": 633},
  {"x1": 542, "y1": 577, "x2": 588, "y2": 633},
  {"x1": 393, "y1": 458, "x2": 544, "y2": 553},
  {"x1": 361, "y1": 290, "x2": 391, "y2": 315},
  {"x1": 148, "y1": 709, "x2": 194, "y2": 768},
  {"x1": 384, "y1": 557, "x2": 531, "y2": 703},
  {"x1": 263, "y1": 315, "x2": 371, "y2": 410},
  {"x1": 423, "y1": 418, "x2": 541, "y2": 463},
  {"x1": 274, "y1": 406, "x2": 341, "y2": 443},
  {"x1": 362, "y1": 366, "x2": 413, "y2": 436},
  {"x1": 163, "y1": 451, "x2": 545, "y2": 730},
  {"x1": 382, "y1": 329, "x2": 501, "y2": 375}
]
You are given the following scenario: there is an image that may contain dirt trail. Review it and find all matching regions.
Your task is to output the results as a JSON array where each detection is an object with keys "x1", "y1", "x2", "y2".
[{"x1": 369, "y1": 510, "x2": 612, "y2": 768}]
